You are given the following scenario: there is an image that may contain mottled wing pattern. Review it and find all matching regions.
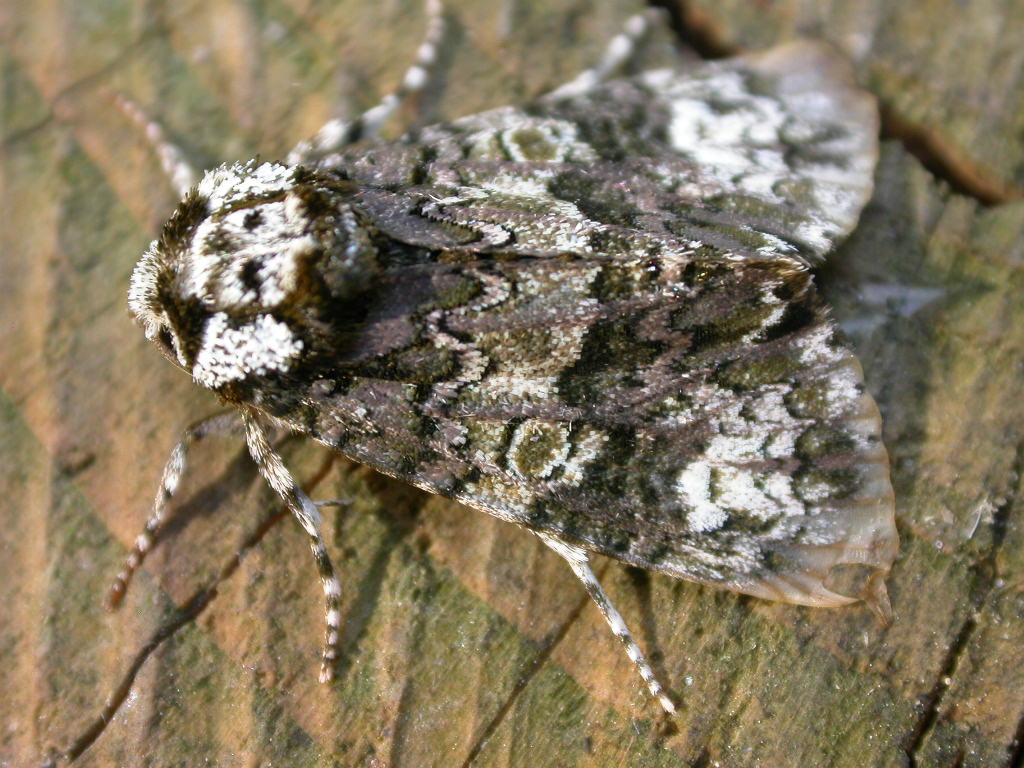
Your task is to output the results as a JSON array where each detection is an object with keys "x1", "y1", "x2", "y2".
[
  {"x1": 277, "y1": 244, "x2": 893, "y2": 608},
  {"x1": 334, "y1": 42, "x2": 878, "y2": 266},
  {"x1": 251, "y1": 44, "x2": 896, "y2": 608}
]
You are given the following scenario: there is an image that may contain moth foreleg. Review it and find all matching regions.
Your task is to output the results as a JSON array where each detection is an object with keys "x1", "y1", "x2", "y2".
[
  {"x1": 113, "y1": 92, "x2": 199, "y2": 198},
  {"x1": 546, "y1": 9, "x2": 659, "y2": 100},
  {"x1": 107, "y1": 411, "x2": 242, "y2": 609},
  {"x1": 242, "y1": 411, "x2": 342, "y2": 683},
  {"x1": 537, "y1": 532, "x2": 676, "y2": 715},
  {"x1": 286, "y1": 0, "x2": 446, "y2": 165}
]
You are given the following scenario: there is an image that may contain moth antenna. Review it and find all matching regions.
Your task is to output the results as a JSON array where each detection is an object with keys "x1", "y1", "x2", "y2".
[
  {"x1": 112, "y1": 92, "x2": 199, "y2": 197},
  {"x1": 287, "y1": 0, "x2": 446, "y2": 165},
  {"x1": 243, "y1": 411, "x2": 342, "y2": 683},
  {"x1": 546, "y1": 9, "x2": 661, "y2": 99},
  {"x1": 107, "y1": 411, "x2": 242, "y2": 610},
  {"x1": 537, "y1": 533, "x2": 677, "y2": 715}
]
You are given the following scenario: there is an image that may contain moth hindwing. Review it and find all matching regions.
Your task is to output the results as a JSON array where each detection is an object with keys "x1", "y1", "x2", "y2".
[{"x1": 115, "y1": 7, "x2": 897, "y2": 715}]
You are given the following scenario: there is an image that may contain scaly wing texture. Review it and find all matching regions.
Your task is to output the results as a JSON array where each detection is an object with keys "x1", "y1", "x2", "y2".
[
  {"x1": 331, "y1": 42, "x2": 878, "y2": 266},
  {"x1": 272, "y1": 247, "x2": 893, "y2": 609},
  {"x1": 243, "y1": 43, "x2": 894, "y2": 609}
]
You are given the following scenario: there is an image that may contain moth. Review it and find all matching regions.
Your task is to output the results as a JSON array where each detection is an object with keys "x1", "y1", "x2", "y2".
[{"x1": 112, "y1": 4, "x2": 898, "y2": 714}]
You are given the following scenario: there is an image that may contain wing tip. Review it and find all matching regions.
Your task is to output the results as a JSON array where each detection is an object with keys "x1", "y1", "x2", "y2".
[
  {"x1": 742, "y1": 514, "x2": 898, "y2": 620},
  {"x1": 738, "y1": 41, "x2": 880, "y2": 258},
  {"x1": 743, "y1": 40, "x2": 879, "y2": 134}
]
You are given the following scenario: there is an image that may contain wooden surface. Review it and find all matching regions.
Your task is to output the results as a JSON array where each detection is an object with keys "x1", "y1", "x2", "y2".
[{"x1": 2, "y1": 0, "x2": 1023, "y2": 766}]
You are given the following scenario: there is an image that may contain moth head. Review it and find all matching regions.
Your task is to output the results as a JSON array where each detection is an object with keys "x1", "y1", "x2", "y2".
[{"x1": 128, "y1": 160, "x2": 368, "y2": 392}]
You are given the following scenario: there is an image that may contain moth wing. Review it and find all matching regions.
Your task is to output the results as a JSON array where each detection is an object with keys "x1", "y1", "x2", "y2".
[
  {"x1": 340, "y1": 42, "x2": 876, "y2": 267},
  {"x1": 293, "y1": 250, "x2": 896, "y2": 614},
  {"x1": 621, "y1": 41, "x2": 880, "y2": 264},
  {"x1": 294, "y1": 43, "x2": 892, "y2": 611}
]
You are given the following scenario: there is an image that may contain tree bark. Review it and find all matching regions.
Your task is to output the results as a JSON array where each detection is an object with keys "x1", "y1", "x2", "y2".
[{"x1": 1, "y1": 1, "x2": 1022, "y2": 766}]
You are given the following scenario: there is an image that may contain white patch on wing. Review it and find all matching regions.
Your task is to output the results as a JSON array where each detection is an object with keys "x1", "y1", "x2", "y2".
[
  {"x1": 676, "y1": 462, "x2": 727, "y2": 533},
  {"x1": 640, "y1": 54, "x2": 876, "y2": 260},
  {"x1": 671, "y1": 377, "x2": 837, "y2": 531},
  {"x1": 560, "y1": 427, "x2": 609, "y2": 486},
  {"x1": 677, "y1": 456, "x2": 808, "y2": 534}
]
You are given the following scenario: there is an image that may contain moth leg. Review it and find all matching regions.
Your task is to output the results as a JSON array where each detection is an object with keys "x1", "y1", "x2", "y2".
[
  {"x1": 287, "y1": 0, "x2": 445, "y2": 165},
  {"x1": 546, "y1": 9, "x2": 659, "y2": 99},
  {"x1": 313, "y1": 498, "x2": 350, "y2": 508},
  {"x1": 242, "y1": 411, "x2": 342, "y2": 683},
  {"x1": 107, "y1": 411, "x2": 242, "y2": 609},
  {"x1": 113, "y1": 93, "x2": 199, "y2": 197},
  {"x1": 537, "y1": 532, "x2": 676, "y2": 714}
]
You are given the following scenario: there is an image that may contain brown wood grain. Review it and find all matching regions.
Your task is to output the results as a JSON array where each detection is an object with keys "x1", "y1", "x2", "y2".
[{"x1": 1, "y1": 1, "x2": 1022, "y2": 766}]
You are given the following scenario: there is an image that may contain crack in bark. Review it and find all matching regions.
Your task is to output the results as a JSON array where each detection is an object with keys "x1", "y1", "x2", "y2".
[
  {"x1": 1009, "y1": 706, "x2": 1024, "y2": 768},
  {"x1": 649, "y1": 0, "x2": 1023, "y2": 207},
  {"x1": 60, "y1": 452, "x2": 336, "y2": 764},
  {"x1": 648, "y1": 0, "x2": 737, "y2": 59},
  {"x1": 905, "y1": 439, "x2": 1024, "y2": 767},
  {"x1": 878, "y1": 106, "x2": 1020, "y2": 206},
  {"x1": 459, "y1": 561, "x2": 612, "y2": 768},
  {"x1": 903, "y1": 614, "x2": 977, "y2": 768},
  {"x1": 1004, "y1": 449, "x2": 1024, "y2": 768}
]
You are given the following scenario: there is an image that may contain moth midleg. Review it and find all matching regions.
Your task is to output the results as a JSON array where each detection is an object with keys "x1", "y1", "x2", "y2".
[
  {"x1": 537, "y1": 532, "x2": 676, "y2": 714},
  {"x1": 112, "y1": 93, "x2": 198, "y2": 197},
  {"x1": 242, "y1": 411, "x2": 342, "y2": 683},
  {"x1": 545, "y1": 9, "x2": 660, "y2": 100},
  {"x1": 107, "y1": 411, "x2": 242, "y2": 609},
  {"x1": 286, "y1": 0, "x2": 446, "y2": 165}
]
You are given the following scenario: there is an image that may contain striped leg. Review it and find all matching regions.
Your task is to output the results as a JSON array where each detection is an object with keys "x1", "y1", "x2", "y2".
[
  {"x1": 546, "y1": 10, "x2": 660, "y2": 99},
  {"x1": 243, "y1": 411, "x2": 342, "y2": 683},
  {"x1": 107, "y1": 411, "x2": 242, "y2": 609},
  {"x1": 287, "y1": 0, "x2": 446, "y2": 165},
  {"x1": 113, "y1": 92, "x2": 198, "y2": 197},
  {"x1": 537, "y1": 532, "x2": 676, "y2": 714}
]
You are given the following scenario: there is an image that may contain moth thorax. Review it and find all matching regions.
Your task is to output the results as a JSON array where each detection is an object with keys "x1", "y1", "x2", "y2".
[{"x1": 182, "y1": 166, "x2": 366, "y2": 315}]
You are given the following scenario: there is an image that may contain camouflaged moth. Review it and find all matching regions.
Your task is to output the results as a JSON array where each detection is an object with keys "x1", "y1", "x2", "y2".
[{"x1": 111, "y1": 4, "x2": 898, "y2": 714}]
